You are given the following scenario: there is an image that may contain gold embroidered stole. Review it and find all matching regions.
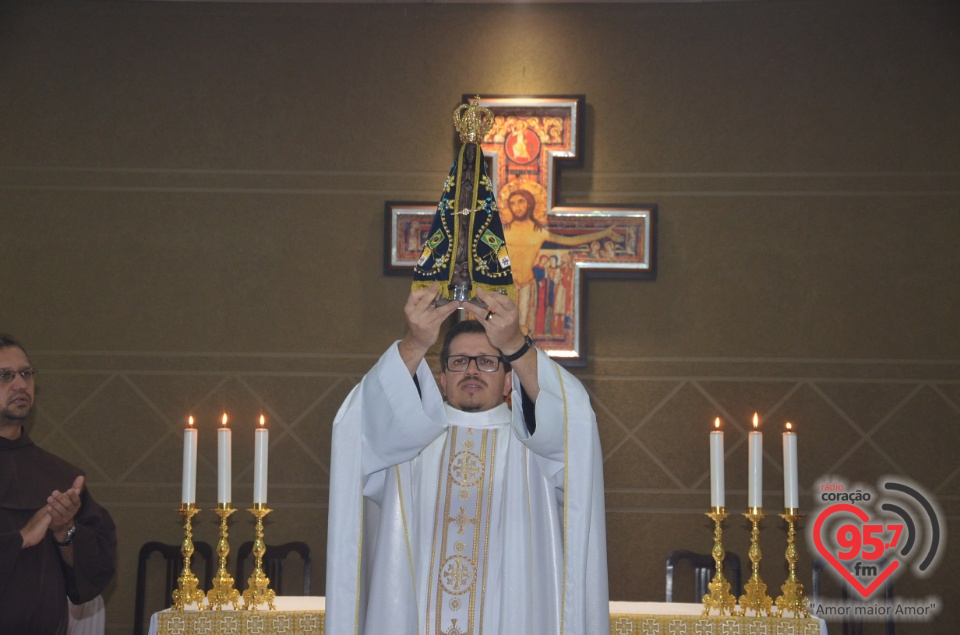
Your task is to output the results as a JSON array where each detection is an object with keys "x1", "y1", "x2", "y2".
[{"x1": 427, "y1": 426, "x2": 498, "y2": 635}]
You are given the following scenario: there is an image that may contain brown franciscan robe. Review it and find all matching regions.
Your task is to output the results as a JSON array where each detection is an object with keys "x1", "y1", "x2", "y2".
[{"x1": 0, "y1": 428, "x2": 117, "y2": 635}]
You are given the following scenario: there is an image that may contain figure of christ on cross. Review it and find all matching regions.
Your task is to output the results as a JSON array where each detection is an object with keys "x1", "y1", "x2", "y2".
[{"x1": 501, "y1": 183, "x2": 623, "y2": 335}]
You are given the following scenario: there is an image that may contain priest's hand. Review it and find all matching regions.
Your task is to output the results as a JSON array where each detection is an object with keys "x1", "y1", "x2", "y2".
[
  {"x1": 400, "y1": 285, "x2": 460, "y2": 375},
  {"x1": 48, "y1": 475, "x2": 84, "y2": 541},
  {"x1": 19, "y1": 507, "x2": 52, "y2": 549},
  {"x1": 463, "y1": 288, "x2": 524, "y2": 353},
  {"x1": 464, "y1": 288, "x2": 540, "y2": 401}
]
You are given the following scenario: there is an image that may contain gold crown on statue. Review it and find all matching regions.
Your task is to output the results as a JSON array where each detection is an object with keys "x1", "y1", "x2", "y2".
[{"x1": 454, "y1": 96, "x2": 494, "y2": 144}]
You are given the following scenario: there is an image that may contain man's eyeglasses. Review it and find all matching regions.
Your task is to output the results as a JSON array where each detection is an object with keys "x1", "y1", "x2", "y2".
[
  {"x1": 444, "y1": 355, "x2": 501, "y2": 373},
  {"x1": 0, "y1": 368, "x2": 38, "y2": 384}
]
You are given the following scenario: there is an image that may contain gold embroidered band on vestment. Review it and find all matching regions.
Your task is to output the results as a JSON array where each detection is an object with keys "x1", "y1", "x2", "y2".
[{"x1": 427, "y1": 426, "x2": 498, "y2": 635}]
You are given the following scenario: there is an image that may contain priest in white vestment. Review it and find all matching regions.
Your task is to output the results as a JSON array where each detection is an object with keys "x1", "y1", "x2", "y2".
[{"x1": 326, "y1": 286, "x2": 609, "y2": 635}]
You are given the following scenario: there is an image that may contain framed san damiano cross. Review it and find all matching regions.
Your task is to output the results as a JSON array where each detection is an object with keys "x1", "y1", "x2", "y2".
[{"x1": 385, "y1": 95, "x2": 657, "y2": 366}]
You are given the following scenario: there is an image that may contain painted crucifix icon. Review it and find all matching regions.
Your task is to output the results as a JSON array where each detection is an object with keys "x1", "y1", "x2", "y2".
[{"x1": 388, "y1": 95, "x2": 657, "y2": 365}]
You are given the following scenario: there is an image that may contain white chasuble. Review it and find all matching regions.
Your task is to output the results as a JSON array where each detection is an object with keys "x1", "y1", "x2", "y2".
[{"x1": 325, "y1": 342, "x2": 609, "y2": 635}]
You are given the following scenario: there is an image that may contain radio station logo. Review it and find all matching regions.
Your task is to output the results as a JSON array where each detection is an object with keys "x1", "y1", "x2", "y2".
[{"x1": 808, "y1": 476, "x2": 944, "y2": 622}]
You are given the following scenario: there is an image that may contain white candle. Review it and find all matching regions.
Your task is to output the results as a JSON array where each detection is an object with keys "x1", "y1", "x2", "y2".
[
  {"x1": 710, "y1": 418, "x2": 725, "y2": 508},
  {"x1": 181, "y1": 416, "x2": 198, "y2": 505},
  {"x1": 748, "y1": 412, "x2": 763, "y2": 509},
  {"x1": 217, "y1": 413, "x2": 231, "y2": 504},
  {"x1": 253, "y1": 415, "x2": 269, "y2": 504},
  {"x1": 783, "y1": 422, "x2": 799, "y2": 509}
]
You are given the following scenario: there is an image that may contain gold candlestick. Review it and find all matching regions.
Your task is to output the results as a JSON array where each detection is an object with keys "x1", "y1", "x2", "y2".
[
  {"x1": 172, "y1": 504, "x2": 206, "y2": 610},
  {"x1": 775, "y1": 509, "x2": 809, "y2": 617},
  {"x1": 243, "y1": 503, "x2": 277, "y2": 610},
  {"x1": 738, "y1": 507, "x2": 774, "y2": 616},
  {"x1": 702, "y1": 507, "x2": 737, "y2": 615},
  {"x1": 206, "y1": 504, "x2": 241, "y2": 610}
]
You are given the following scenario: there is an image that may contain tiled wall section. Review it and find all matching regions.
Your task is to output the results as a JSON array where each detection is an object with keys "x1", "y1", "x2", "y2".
[{"x1": 27, "y1": 352, "x2": 960, "y2": 634}]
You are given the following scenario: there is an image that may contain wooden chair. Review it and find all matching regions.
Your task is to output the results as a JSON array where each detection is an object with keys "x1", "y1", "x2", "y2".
[
  {"x1": 813, "y1": 558, "x2": 894, "y2": 635},
  {"x1": 235, "y1": 541, "x2": 311, "y2": 596},
  {"x1": 133, "y1": 541, "x2": 214, "y2": 635},
  {"x1": 665, "y1": 549, "x2": 742, "y2": 602}
]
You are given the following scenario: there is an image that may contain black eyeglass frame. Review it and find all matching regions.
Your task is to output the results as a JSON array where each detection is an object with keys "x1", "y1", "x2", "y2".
[
  {"x1": 443, "y1": 355, "x2": 502, "y2": 373},
  {"x1": 0, "y1": 368, "x2": 39, "y2": 383}
]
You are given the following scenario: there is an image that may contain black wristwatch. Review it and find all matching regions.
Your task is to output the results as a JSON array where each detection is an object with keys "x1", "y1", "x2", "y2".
[
  {"x1": 501, "y1": 334, "x2": 534, "y2": 363},
  {"x1": 54, "y1": 523, "x2": 76, "y2": 547}
]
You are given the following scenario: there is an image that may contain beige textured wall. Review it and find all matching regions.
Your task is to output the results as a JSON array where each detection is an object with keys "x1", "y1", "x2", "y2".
[{"x1": 1, "y1": 1, "x2": 958, "y2": 634}]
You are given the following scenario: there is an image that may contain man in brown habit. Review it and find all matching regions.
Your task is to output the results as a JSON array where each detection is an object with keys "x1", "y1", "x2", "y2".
[{"x1": 0, "y1": 334, "x2": 117, "y2": 634}]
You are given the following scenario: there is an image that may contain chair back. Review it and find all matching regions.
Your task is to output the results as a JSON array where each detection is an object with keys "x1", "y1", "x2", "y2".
[
  {"x1": 812, "y1": 557, "x2": 824, "y2": 603},
  {"x1": 665, "y1": 549, "x2": 742, "y2": 602},
  {"x1": 133, "y1": 541, "x2": 214, "y2": 635},
  {"x1": 235, "y1": 541, "x2": 311, "y2": 596},
  {"x1": 812, "y1": 557, "x2": 894, "y2": 635}
]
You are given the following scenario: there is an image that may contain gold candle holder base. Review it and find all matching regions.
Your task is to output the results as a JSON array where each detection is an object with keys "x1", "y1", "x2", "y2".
[
  {"x1": 243, "y1": 503, "x2": 277, "y2": 611},
  {"x1": 206, "y1": 504, "x2": 241, "y2": 610},
  {"x1": 738, "y1": 507, "x2": 774, "y2": 616},
  {"x1": 172, "y1": 504, "x2": 206, "y2": 610},
  {"x1": 702, "y1": 507, "x2": 737, "y2": 616},
  {"x1": 775, "y1": 509, "x2": 809, "y2": 618}
]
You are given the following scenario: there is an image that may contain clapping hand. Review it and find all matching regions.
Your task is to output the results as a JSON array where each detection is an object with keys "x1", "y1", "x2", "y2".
[
  {"x1": 47, "y1": 475, "x2": 84, "y2": 542},
  {"x1": 19, "y1": 507, "x2": 52, "y2": 549}
]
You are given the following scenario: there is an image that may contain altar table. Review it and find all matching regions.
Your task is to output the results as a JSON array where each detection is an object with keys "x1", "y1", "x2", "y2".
[
  {"x1": 608, "y1": 601, "x2": 827, "y2": 635},
  {"x1": 150, "y1": 596, "x2": 325, "y2": 635},
  {"x1": 150, "y1": 597, "x2": 827, "y2": 635}
]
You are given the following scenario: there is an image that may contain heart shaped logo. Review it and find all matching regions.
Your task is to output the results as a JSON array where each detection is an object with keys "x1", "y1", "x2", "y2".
[{"x1": 813, "y1": 503, "x2": 900, "y2": 599}]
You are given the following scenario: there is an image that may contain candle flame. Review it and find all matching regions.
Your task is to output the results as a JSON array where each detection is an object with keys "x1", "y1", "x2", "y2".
[
  {"x1": 714, "y1": 417, "x2": 721, "y2": 430},
  {"x1": 222, "y1": 413, "x2": 228, "y2": 427},
  {"x1": 259, "y1": 414, "x2": 266, "y2": 427},
  {"x1": 188, "y1": 415, "x2": 194, "y2": 428},
  {"x1": 786, "y1": 421, "x2": 793, "y2": 431},
  {"x1": 752, "y1": 412, "x2": 759, "y2": 429}
]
